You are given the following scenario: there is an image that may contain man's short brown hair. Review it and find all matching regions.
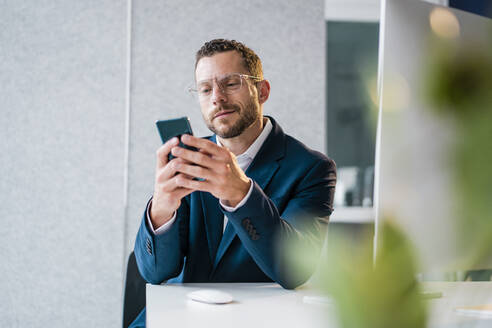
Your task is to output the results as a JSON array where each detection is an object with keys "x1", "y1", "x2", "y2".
[{"x1": 195, "y1": 39, "x2": 263, "y2": 79}]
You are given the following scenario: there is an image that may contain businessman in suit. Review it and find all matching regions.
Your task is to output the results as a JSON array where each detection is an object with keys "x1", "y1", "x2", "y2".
[{"x1": 130, "y1": 39, "x2": 336, "y2": 327}]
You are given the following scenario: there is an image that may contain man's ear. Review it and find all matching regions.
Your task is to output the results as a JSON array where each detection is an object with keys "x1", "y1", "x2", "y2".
[{"x1": 258, "y1": 80, "x2": 270, "y2": 104}]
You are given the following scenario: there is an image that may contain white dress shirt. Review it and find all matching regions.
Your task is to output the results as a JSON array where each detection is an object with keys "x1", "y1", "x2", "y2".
[{"x1": 148, "y1": 118, "x2": 273, "y2": 235}]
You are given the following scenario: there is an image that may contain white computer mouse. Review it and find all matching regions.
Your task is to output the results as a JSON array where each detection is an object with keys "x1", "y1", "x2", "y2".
[{"x1": 186, "y1": 289, "x2": 233, "y2": 304}]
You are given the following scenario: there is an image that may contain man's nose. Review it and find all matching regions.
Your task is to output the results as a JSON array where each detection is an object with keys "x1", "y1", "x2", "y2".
[{"x1": 210, "y1": 82, "x2": 227, "y2": 103}]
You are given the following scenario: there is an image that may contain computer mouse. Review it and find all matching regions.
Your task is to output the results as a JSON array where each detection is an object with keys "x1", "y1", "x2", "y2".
[{"x1": 186, "y1": 289, "x2": 233, "y2": 304}]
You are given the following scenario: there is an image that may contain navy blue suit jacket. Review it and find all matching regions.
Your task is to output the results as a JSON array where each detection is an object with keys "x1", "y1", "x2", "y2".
[{"x1": 134, "y1": 117, "x2": 336, "y2": 290}]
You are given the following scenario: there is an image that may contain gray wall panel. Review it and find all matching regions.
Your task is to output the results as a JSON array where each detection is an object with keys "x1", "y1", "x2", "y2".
[
  {"x1": 0, "y1": 1, "x2": 325, "y2": 326},
  {"x1": 0, "y1": 1, "x2": 127, "y2": 327},
  {"x1": 126, "y1": 0, "x2": 325, "y2": 255}
]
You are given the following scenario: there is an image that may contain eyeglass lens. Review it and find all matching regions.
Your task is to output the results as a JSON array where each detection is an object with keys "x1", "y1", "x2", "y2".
[{"x1": 196, "y1": 74, "x2": 244, "y2": 98}]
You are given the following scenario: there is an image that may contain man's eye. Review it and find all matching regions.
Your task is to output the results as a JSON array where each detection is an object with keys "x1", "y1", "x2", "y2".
[
  {"x1": 226, "y1": 82, "x2": 240, "y2": 87},
  {"x1": 199, "y1": 87, "x2": 211, "y2": 94}
]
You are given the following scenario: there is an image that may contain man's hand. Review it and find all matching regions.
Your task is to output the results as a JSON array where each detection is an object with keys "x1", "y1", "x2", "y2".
[
  {"x1": 170, "y1": 134, "x2": 251, "y2": 208},
  {"x1": 150, "y1": 137, "x2": 195, "y2": 229}
]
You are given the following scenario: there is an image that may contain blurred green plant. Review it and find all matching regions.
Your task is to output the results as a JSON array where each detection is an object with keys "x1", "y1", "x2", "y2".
[
  {"x1": 288, "y1": 220, "x2": 427, "y2": 328},
  {"x1": 286, "y1": 13, "x2": 492, "y2": 328},
  {"x1": 425, "y1": 35, "x2": 492, "y2": 268},
  {"x1": 323, "y1": 220, "x2": 426, "y2": 328}
]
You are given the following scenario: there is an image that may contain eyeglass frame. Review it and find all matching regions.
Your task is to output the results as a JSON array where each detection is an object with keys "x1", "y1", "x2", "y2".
[{"x1": 188, "y1": 73, "x2": 264, "y2": 99}]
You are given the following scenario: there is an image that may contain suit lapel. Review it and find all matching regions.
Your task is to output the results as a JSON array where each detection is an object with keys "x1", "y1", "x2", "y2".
[
  {"x1": 243, "y1": 116, "x2": 285, "y2": 191},
  {"x1": 211, "y1": 117, "x2": 285, "y2": 272},
  {"x1": 201, "y1": 191, "x2": 224, "y2": 264},
  {"x1": 199, "y1": 135, "x2": 224, "y2": 263},
  {"x1": 213, "y1": 220, "x2": 236, "y2": 268}
]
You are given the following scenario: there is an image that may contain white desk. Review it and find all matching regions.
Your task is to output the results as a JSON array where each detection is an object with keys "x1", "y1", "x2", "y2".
[
  {"x1": 422, "y1": 282, "x2": 492, "y2": 328},
  {"x1": 146, "y1": 283, "x2": 335, "y2": 328},
  {"x1": 147, "y1": 282, "x2": 492, "y2": 328}
]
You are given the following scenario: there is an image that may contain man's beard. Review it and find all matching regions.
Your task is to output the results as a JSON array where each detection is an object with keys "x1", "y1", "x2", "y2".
[{"x1": 205, "y1": 99, "x2": 259, "y2": 139}]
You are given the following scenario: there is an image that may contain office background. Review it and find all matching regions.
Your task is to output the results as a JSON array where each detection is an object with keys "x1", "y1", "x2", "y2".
[
  {"x1": 1, "y1": 0, "x2": 324, "y2": 327},
  {"x1": 1, "y1": 0, "x2": 489, "y2": 327}
]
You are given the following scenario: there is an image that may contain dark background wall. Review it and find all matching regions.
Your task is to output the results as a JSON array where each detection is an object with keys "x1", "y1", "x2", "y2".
[{"x1": 450, "y1": 0, "x2": 492, "y2": 18}]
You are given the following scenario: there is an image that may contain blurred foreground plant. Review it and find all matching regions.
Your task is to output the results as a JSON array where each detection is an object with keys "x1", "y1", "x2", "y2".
[
  {"x1": 289, "y1": 220, "x2": 427, "y2": 328},
  {"x1": 425, "y1": 35, "x2": 492, "y2": 268}
]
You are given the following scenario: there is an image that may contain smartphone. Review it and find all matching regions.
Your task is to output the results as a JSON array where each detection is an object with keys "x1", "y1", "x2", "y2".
[{"x1": 155, "y1": 117, "x2": 198, "y2": 160}]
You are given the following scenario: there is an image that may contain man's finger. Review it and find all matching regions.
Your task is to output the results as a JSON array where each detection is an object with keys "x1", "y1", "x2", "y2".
[
  {"x1": 175, "y1": 173, "x2": 211, "y2": 193},
  {"x1": 171, "y1": 146, "x2": 216, "y2": 168},
  {"x1": 173, "y1": 162, "x2": 215, "y2": 181},
  {"x1": 156, "y1": 137, "x2": 180, "y2": 168},
  {"x1": 159, "y1": 172, "x2": 194, "y2": 192},
  {"x1": 181, "y1": 134, "x2": 225, "y2": 158},
  {"x1": 156, "y1": 158, "x2": 184, "y2": 183}
]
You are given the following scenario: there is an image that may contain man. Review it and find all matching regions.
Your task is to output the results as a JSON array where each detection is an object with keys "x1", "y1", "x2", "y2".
[{"x1": 130, "y1": 39, "x2": 336, "y2": 327}]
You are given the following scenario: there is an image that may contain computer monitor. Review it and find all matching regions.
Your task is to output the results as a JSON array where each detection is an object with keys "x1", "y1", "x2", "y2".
[{"x1": 374, "y1": 0, "x2": 492, "y2": 276}]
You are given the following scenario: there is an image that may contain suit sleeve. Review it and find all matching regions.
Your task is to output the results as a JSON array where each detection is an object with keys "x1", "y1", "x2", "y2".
[
  {"x1": 134, "y1": 198, "x2": 189, "y2": 284},
  {"x1": 222, "y1": 158, "x2": 336, "y2": 289}
]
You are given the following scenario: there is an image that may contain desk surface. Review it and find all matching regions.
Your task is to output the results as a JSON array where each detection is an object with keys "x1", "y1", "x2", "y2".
[
  {"x1": 146, "y1": 283, "x2": 333, "y2": 328},
  {"x1": 147, "y1": 282, "x2": 492, "y2": 328},
  {"x1": 422, "y1": 282, "x2": 492, "y2": 328}
]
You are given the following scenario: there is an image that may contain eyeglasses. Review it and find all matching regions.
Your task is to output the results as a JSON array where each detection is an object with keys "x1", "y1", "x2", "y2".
[{"x1": 188, "y1": 73, "x2": 263, "y2": 100}]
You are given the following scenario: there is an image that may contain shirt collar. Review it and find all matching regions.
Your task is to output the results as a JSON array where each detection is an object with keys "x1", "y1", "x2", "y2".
[{"x1": 216, "y1": 118, "x2": 273, "y2": 162}]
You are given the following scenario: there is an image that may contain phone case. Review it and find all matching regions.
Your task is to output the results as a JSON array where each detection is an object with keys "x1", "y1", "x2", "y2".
[{"x1": 155, "y1": 117, "x2": 197, "y2": 160}]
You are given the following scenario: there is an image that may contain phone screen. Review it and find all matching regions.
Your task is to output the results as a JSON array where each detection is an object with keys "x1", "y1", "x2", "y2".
[{"x1": 155, "y1": 117, "x2": 197, "y2": 160}]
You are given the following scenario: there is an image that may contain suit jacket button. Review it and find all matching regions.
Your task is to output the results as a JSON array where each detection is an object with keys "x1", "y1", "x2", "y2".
[{"x1": 242, "y1": 218, "x2": 251, "y2": 228}]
